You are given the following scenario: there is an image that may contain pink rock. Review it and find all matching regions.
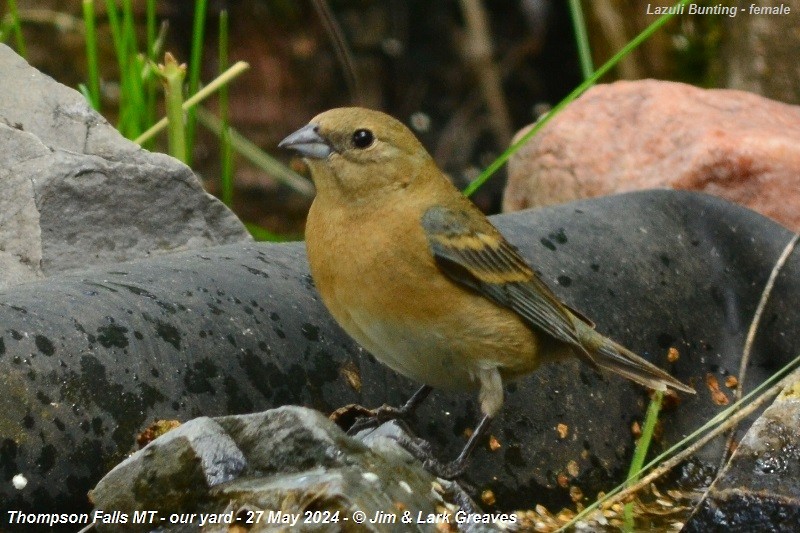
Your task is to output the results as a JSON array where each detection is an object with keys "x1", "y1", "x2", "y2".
[{"x1": 503, "y1": 79, "x2": 800, "y2": 231}]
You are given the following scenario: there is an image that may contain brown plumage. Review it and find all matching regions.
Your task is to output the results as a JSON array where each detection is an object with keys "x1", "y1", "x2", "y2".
[{"x1": 280, "y1": 107, "x2": 694, "y2": 478}]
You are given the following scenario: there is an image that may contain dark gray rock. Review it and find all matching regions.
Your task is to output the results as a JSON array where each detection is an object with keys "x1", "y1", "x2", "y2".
[
  {"x1": 0, "y1": 190, "x2": 798, "y2": 524},
  {"x1": 474, "y1": 189, "x2": 799, "y2": 514},
  {"x1": 683, "y1": 380, "x2": 800, "y2": 532},
  {"x1": 90, "y1": 406, "x2": 493, "y2": 533},
  {"x1": 0, "y1": 44, "x2": 250, "y2": 289},
  {"x1": 90, "y1": 416, "x2": 246, "y2": 514}
]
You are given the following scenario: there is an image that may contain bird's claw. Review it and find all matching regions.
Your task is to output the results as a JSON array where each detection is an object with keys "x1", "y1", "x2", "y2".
[
  {"x1": 392, "y1": 433, "x2": 433, "y2": 456},
  {"x1": 346, "y1": 416, "x2": 380, "y2": 435},
  {"x1": 338, "y1": 386, "x2": 434, "y2": 435},
  {"x1": 374, "y1": 403, "x2": 407, "y2": 422},
  {"x1": 421, "y1": 458, "x2": 468, "y2": 480},
  {"x1": 345, "y1": 403, "x2": 409, "y2": 435},
  {"x1": 393, "y1": 434, "x2": 466, "y2": 479}
]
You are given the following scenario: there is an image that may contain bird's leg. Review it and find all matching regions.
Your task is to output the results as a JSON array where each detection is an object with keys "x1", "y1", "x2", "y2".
[
  {"x1": 397, "y1": 414, "x2": 494, "y2": 479},
  {"x1": 347, "y1": 385, "x2": 432, "y2": 435},
  {"x1": 385, "y1": 384, "x2": 433, "y2": 418},
  {"x1": 396, "y1": 368, "x2": 502, "y2": 478}
]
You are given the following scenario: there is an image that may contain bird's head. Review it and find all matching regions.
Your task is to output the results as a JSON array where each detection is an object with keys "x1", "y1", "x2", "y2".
[{"x1": 279, "y1": 107, "x2": 434, "y2": 202}]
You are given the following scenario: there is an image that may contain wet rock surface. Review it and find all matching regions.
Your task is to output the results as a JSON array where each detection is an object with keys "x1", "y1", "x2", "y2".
[
  {"x1": 684, "y1": 379, "x2": 800, "y2": 532},
  {"x1": 89, "y1": 406, "x2": 496, "y2": 533},
  {"x1": 2, "y1": 190, "x2": 799, "y2": 524}
]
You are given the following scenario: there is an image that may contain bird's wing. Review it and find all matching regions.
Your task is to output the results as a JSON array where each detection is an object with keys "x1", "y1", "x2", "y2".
[{"x1": 421, "y1": 205, "x2": 586, "y2": 351}]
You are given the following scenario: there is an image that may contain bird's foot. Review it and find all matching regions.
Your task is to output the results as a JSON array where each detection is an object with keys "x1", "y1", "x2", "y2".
[
  {"x1": 350, "y1": 403, "x2": 413, "y2": 435},
  {"x1": 393, "y1": 434, "x2": 468, "y2": 480},
  {"x1": 393, "y1": 432, "x2": 434, "y2": 456},
  {"x1": 333, "y1": 386, "x2": 434, "y2": 436},
  {"x1": 330, "y1": 403, "x2": 409, "y2": 435},
  {"x1": 346, "y1": 415, "x2": 380, "y2": 435},
  {"x1": 421, "y1": 457, "x2": 469, "y2": 480},
  {"x1": 329, "y1": 403, "x2": 375, "y2": 434},
  {"x1": 394, "y1": 413, "x2": 492, "y2": 479}
]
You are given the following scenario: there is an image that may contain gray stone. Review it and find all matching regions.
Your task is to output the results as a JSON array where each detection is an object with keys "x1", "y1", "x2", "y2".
[
  {"x1": 215, "y1": 407, "x2": 369, "y2": 473},
  {"x1": 90, "y1": 417, "x2": 247, "y2": 513},
  {"x1": 684, "y1": 378, "x2": 800, "y2": 532},
  {"x1": 0, "y1": 129, "x2": 43, "y2": 286},
  {"x1": 90, "y1": 406, "x2": 491, "y2": 532},
  {"x1": 1, "y1": 191, "x2": 798, "y2": 521},
  {"x1": 0, "y1": 44, "x2": 250, "y2": 289}
]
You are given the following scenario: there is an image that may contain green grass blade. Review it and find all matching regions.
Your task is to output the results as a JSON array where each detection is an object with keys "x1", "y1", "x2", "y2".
[
  {"x1": 623, "y1": 390, "x2": 663, "y2": 530},
  {"x1": 185, "y1": 0, "x2": 209, "y2": 166},
  {"x1": 146, "y1": 0, "x2": 157, "y2": 55},
  {"x1": 78, "y1": 83, "x2": 93, "y2": 103},
  {"x1": 244, "y1": 222, "x2": 295, "y2": 242},
  {"x1": 6, "y1": 0, "x2": 26, "y2": 57},
  {"x1": 628, "y1": 391, "x2": 664, "y2": 482},
  {"x1": 134, "y1": 61, "x2": 250, "y2": 145},
  {"x1": 154, "y1": 53, "x2": 188, "y2": 163},
  {"x1": 128, "y1": 54, "x2": 148, "y2": 137},
  {"x1": 120, "y1": 0, "x2": 138, "y2": 63},
  {"x1": 82, "y1": 0, "x2": 101, "y2": 110},
  {"x1": 144, "y1": 0, "x2": 158, "y2": 143},
  {"x1": 120, "y1": 0, "x2": 145, "y2": 137},
  {"x1": 104, "y1": 0, "x2": 131, "y2": 134},
  {"x1": 462, "y1": 0, "x2": 692, "y2": 197},
  {"x1": 218, "y1": 9, "x2": 234, "y2": 207},
  {"x1": 568, "y1": 0, "x2": 594, "y2": 80}
]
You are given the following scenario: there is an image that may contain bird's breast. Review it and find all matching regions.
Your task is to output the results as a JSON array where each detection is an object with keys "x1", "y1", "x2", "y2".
[
  {"x1": 305, "y1": 200, "x2": 464, "y2": 387},
  {"x1": 305, "y1": 198, "x2": 544, "y2": 390}
]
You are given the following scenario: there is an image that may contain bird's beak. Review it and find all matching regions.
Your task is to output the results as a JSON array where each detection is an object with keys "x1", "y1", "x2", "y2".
[{"x1": 278, "y1": 123, "x2": 333, "y2": 159}]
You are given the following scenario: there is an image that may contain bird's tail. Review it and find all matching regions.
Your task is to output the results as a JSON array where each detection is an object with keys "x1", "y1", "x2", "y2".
[{"x1": 577, "y1": 324, "x2": 695, "y2": 394}]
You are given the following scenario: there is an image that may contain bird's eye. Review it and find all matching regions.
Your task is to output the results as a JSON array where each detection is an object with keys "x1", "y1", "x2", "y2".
[{"x1": 352, "y1": 129, "x2": 374, "y2": 149}]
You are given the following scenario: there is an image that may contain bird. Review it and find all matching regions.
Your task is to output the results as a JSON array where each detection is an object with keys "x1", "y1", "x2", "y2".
[{"x1": 279, "y1": 107, "x2": 695, "y2": 479}]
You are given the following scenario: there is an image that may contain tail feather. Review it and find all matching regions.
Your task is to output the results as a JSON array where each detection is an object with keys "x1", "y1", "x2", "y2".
[{"x1": 579, "y1": 329, "x2": 695, "y2": 394}]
